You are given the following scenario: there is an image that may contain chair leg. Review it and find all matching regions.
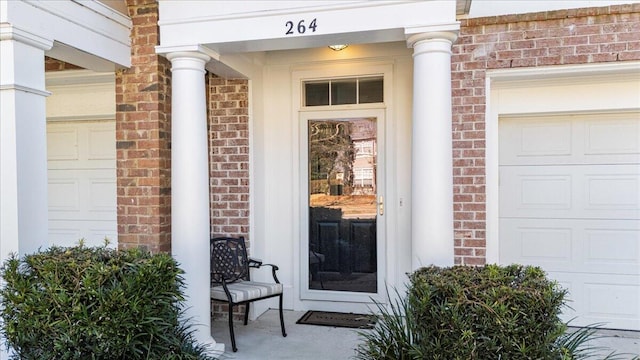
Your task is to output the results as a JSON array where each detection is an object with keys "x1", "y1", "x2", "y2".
[
  {"x1": 244, "y1": 303, "x2": 250, "y2": 326},
  {"x1": 228, "y1": 304, "x2": 238, "y2": 352},
  {"x1": 279, "y1": 294, "x2": 287, "y2": 337}
]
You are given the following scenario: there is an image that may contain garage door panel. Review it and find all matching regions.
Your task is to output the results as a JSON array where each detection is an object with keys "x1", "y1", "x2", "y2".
[
  {"x1": 88, "y1": 226, "x2": 117, "y2": 247},
  {"x1": 48, "y1": 178, "x2": 80, "y2": 211},
  {"x1": 584, "y1": 116, "x2": 640, "y2": 157},
  {"x1": 88, "y1": 126, "x2": 115, "y2": 160},
  {"x1": 499, "y1": 223, "x2": 572, "y2": 265},
  {"x1": 49, "y1": 169, "x2": 116, "y2": 220},
  {"x1": 47, "y1": 128, "x2": 79, "y2": 161},
  {"x1": 500, "y1": 218, "x2": 640, "y2": 275},
  {"x1": 47, "y1": 121, "x2": 116, "y2": 247},
  {"x1": 49, "y1": 221, "x2": 117, "y2": 248},
  {"x1": 500, "y1": 165, "x2": 640, "y2": 219},
  {"x1": 585, "y1": 228, "x2": 640, "y2": 267},
  {"x1": 555, "y1": 278, "x2": 579, "y2": 323},
  {"x1": 500, "y1": 113, "x2": 640, "y2": 166},
  {"x1": 500, "y1": 118, "x2": 572, "y2": 161},
  {"x1": 550, "y1": 272, "x2": 640, "y2": 330},
  {"x1": 49, "y1": 227, "x2": 82, "y2": 246},
  {"x1": 586, "y1": 173, "x2": 639, "y2": 212},
  {"x1": 48, "y1": 122, "x2": 115, "y2": 169},
  {"x1": 89, "y1": 178, "x2": 117, "y2": 213},
  {"x1": 500, "y1": 172, "x2": 572, "y2": 212}
]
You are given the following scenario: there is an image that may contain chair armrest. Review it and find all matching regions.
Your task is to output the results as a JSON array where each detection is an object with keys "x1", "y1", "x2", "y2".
[
  {"x1": 257, "y1": 263, "x2": 279, "y2": 270},
  {"x1": 248, "y1": 262, "x2": 281, "y2": 284},
  {"x1": 248, "y1": 257, "x2": 263, "y2": 268},
  {"x1": 210, "y1": 273, "x2": 234, "y2": 301}
]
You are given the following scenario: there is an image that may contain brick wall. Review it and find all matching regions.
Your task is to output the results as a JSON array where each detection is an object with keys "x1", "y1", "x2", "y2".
[
  {"x1": 44, "y1": 58, "x2": 82, "y2": 71},
  {"x1": 451, "y1": 4, "x2": 640, "y2": 265},
  {"x1": 115, "y1": 0, "x2": 172, "y2": 253},
  {"x1": 207, "y1": 74, "x2": 250, "y2": 320},
  {"x1": 207, "y1": 75, "x2": 251, "y2": 241}
]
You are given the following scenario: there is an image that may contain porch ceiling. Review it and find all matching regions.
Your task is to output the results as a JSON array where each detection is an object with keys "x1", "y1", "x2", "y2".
[
  {"x1": 457, "y1": 0, "x2": 472, "y2": 16},
  {"x1": 97, "y1": 0, "x2": 128, "y2": 15}
]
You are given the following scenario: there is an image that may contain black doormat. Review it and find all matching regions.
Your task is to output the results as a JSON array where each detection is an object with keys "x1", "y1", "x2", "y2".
[{"x1": 296, "y1": 310, "x2": 377, "y2": 329}]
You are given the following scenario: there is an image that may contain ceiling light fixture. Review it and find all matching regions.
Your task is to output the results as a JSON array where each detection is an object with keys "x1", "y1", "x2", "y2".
[{"x1": 328, "y1": 44, "x2": 348, "y2": 51}]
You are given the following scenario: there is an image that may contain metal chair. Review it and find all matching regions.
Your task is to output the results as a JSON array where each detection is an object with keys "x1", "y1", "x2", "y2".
[{"x1": 210, "y1": 236, "x2": 287, "y2": 352}]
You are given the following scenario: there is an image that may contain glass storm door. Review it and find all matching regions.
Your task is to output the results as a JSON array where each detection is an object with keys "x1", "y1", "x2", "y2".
[{"x1": 301, "y1": 109, "x2": 385, "y2": 302}]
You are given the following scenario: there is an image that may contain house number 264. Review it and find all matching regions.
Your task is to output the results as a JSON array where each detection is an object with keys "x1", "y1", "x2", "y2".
[{"x1": 285, "y1": 19, "x2": 317, "y2": 35}]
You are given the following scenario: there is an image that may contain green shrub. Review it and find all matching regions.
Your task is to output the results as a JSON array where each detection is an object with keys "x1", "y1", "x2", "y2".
[
  {"x1": 409, "y1": 264, "x2": 566, "y2": 359},
  {"x1": 356, "y1": 264, "x2": 624, "y2": 360},
  {"x1": 0, "y1": 245, "x2": 215, "y2": 360}
]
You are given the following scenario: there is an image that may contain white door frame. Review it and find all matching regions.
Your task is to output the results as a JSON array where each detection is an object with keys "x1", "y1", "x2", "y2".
[
  {"x1": 299, "y1": 108, "x2": 387, "y2": 307},
  {"x1": 291, "y1": 63, "x2": 396, "y2": 312}
]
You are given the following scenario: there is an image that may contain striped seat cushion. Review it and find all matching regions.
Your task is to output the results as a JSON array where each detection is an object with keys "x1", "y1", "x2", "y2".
[{"x1": 211, "y1": 281, "x2": 283, "y2": 303}]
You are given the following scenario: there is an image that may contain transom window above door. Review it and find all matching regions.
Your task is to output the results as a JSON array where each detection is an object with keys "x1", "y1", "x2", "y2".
[{"x1": 304, "y1": 76, "x2": 383, "y2": 106}]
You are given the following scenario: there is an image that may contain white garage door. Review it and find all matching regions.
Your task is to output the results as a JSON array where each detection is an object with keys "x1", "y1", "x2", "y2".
[
  {"x1": 47, "y1": 121, "x2": 117, "y2": 247},
  {"x1": 499, "y1": 112, "x2": 640, "y2": 330}
]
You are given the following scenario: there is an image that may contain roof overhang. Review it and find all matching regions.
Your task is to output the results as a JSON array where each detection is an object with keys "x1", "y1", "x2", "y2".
[{"x1": 2, "y1": 0, "x2": 131, "y2": 71}]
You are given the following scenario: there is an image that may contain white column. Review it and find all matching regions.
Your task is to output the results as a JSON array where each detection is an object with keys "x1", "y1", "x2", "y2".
[
  {"x1": 0, "y1": 27, "x2": 52, "y2": 260},
  {"x1": 166, "y1": 51, "x2": 223, "y2": 353},
  {"x1": 407, "y1": 31, "x2": 458, "y2": 270},
  {"x1": 0, "y1": 27, "x2": 53, "y2": 360}
]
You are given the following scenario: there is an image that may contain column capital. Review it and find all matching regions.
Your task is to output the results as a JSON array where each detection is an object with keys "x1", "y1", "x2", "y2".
[
  {"x1": 157, "y1": 44, "x2": 219, "y2": 62},
  {"x1": 406, "y1": 31, "x2": 458, "y2": 49},
  {"x1": 0, "y1": 24, "x2": 53, "y2": 51},
  {"x1": 405, "y1": 22, "x2": 459, "y2": 49}
]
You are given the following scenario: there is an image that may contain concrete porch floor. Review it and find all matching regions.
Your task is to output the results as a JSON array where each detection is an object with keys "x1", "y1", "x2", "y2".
[
  {"x1": 211, "y1": 310, "x2": 362, "y2": 359},
  {"x1": 211, "y1": 310, "x2": 639, "y2": 360}
]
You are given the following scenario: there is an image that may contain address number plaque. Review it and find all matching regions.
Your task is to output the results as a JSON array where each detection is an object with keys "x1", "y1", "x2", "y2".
[{"x1": 285, "y1": 18, "x2": 318, "y2": 35}]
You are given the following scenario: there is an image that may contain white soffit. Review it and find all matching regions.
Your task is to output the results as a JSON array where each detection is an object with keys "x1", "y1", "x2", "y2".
[
  {"x1": 456, "y1": 0, "x2": 472, "y2": 16},
  {"x1": 3, "y1": 0, "x2": 131, "y2": 70},
  {"x1": 96, "y1": 0, "x2": 128, "y2": 16},
  {"x1": 157, "y1": 0, "x2": 457, "y2": 53}
]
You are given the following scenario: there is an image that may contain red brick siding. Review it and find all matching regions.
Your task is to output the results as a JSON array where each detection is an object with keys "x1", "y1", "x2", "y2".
[
  {"x1": 115, "y1": 0, "x2": 172, "y2": 253},
  {"x1": 207, "y1": 74, "x2": 250, "y2": 321},
  {"x1": 207, "y1": 75, "x2": 250, "y2": 241},
  {"x1": 44, "y1": 58, "x2": 82, "y2": 71},
  {"x1": 451, "y1": 4, "x2": 640, "y2": 265}
]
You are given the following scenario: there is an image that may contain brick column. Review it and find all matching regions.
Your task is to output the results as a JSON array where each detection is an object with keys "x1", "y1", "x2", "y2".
[{"x1": 116, "y1": 0, "x2": 172, "y2": 253}]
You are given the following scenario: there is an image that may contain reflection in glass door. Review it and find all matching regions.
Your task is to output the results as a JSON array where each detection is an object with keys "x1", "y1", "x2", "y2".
[{"x1": 308, "y1": 117, "x2": 377, "y2": 293}]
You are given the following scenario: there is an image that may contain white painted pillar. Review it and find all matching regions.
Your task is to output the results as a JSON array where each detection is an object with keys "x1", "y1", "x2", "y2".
[
  {"x1": 0, "y1": 27, "x2": 53, "y2": 360},
  {"x1": 166, "y1": 50, "x2": 223, "y2": 353},
  {"x1": 407, "y1": 31, "x2": 458, "y2": 270},
  {"x1": 0, "y1": 28, "x2": 52, "y2": 259}
]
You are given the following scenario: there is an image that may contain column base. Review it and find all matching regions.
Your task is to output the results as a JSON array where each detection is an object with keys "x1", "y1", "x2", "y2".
[{"x1": 201, "y1": 336, "x2": 225, "y2": 357}]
